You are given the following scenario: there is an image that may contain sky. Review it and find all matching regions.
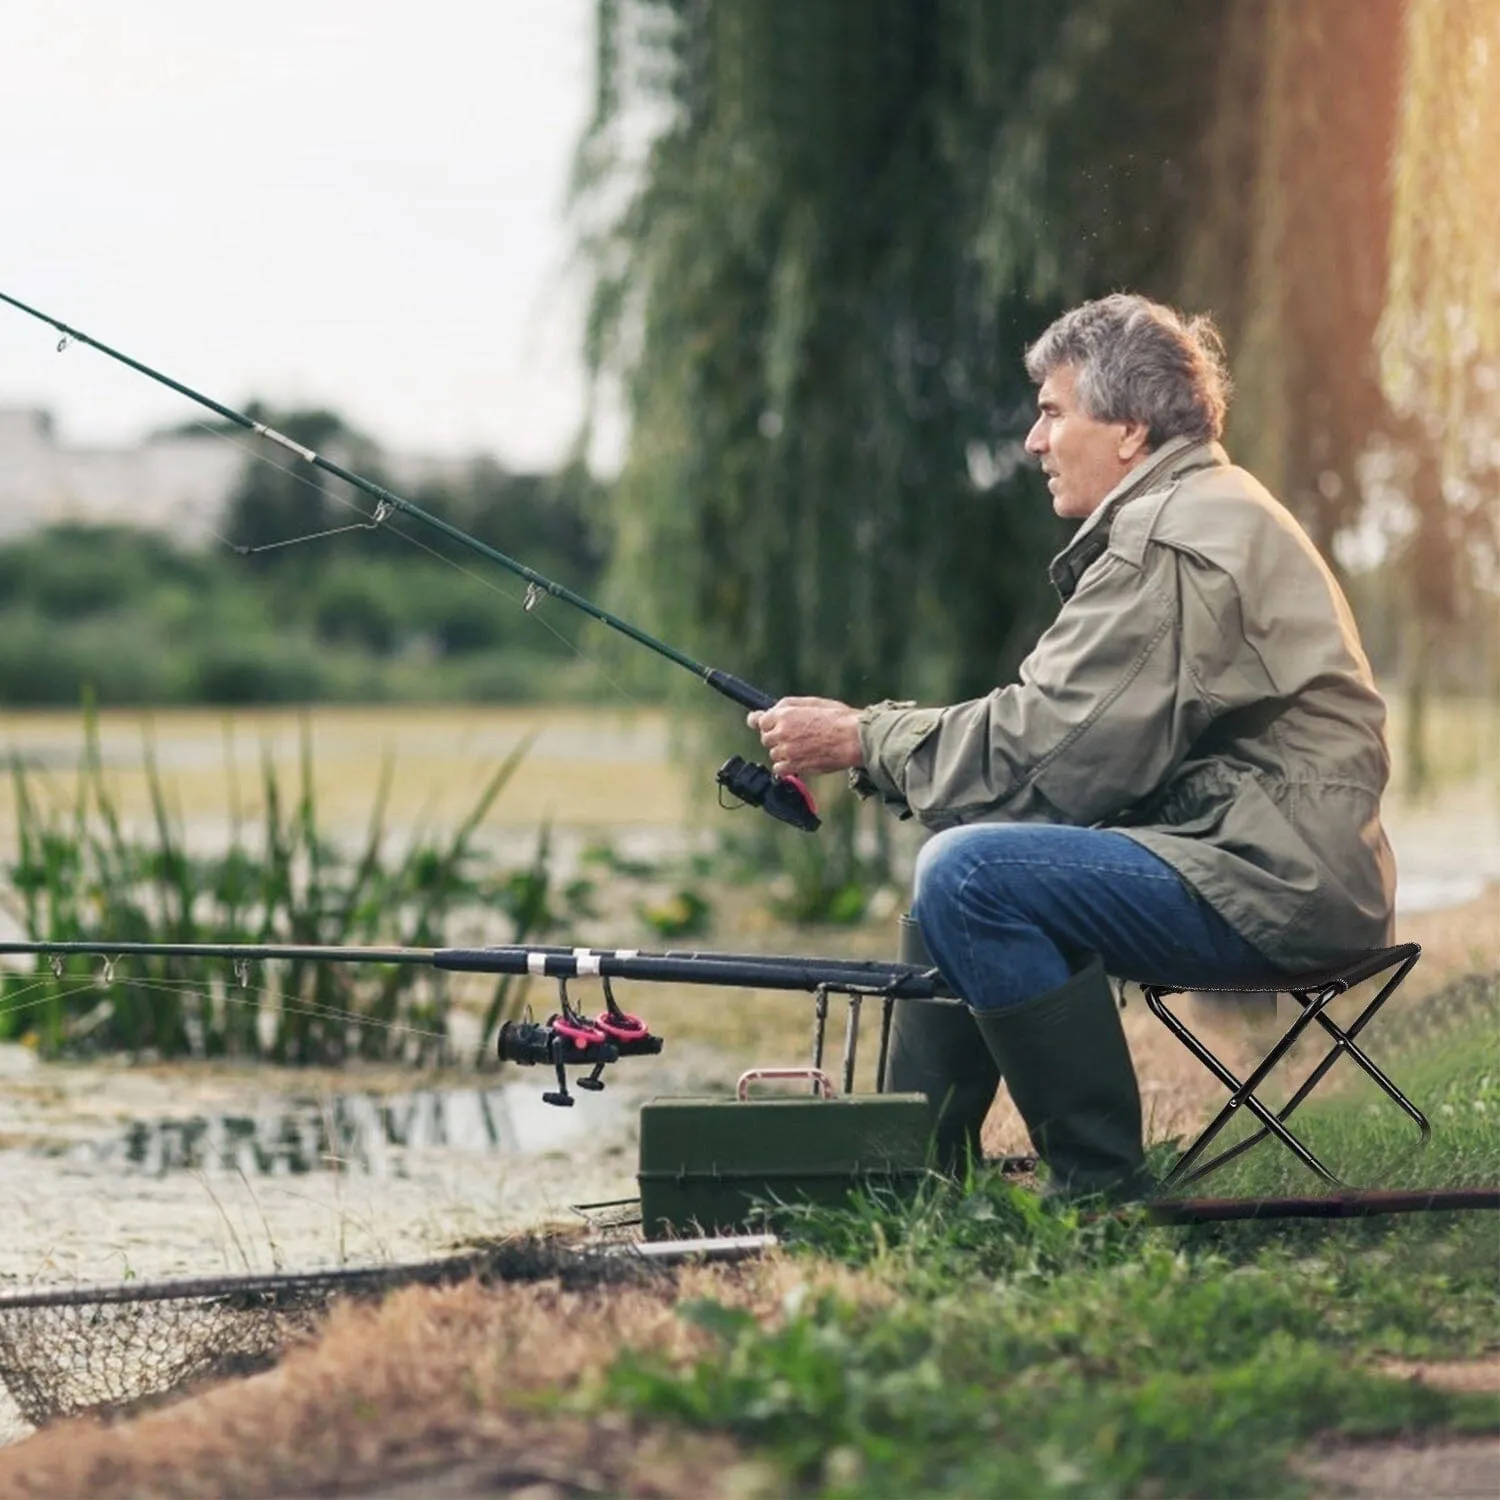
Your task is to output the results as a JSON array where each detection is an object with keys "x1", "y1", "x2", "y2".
[{"x1": 0, "y1": 0, "x2": 609, "y2": 470}]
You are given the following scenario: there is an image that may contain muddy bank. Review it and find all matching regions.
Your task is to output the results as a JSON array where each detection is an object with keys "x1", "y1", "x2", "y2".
[{"x1": 0, "y1": 1037, "x2": 745, "y2": 1443}]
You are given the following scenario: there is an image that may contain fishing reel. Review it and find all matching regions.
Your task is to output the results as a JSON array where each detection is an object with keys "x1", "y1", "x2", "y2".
[
  {"x1": 716, "y1": 756, "x2": 821, "y2": 833},
  {"x1": 497, "y1": 976, "x2": 663, "y2": 1106}
]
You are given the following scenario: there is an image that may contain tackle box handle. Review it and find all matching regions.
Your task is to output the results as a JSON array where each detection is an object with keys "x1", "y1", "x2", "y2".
[{"x1": 736, "y1": 1067, "x2": 837, "y2": 1100}]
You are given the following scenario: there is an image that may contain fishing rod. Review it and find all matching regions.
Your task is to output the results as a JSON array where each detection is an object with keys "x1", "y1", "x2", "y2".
[
  {"x1": 0, "y1": 937, "x2": 953, "y2": 1105},
  {"x1": 0, "y1": 288, "x2": 820, "y2": 834},
  {"x1": 0, "y1": 937, "x2": 950, "y2": 994}
]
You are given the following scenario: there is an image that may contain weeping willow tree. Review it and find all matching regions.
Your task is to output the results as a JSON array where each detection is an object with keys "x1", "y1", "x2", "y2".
[
  {"x1": 1384, "y1": 0, "x2": 1500, "y2": 460},
  {"x1": 577, "y1": 0, "x2": 1496, "y2": 879},
  {"x1": 576, "y1": 0, "x2": 1235, "y2": 887},
  {"x1": 1179, "y1": 0, "x2": 1407, "y2": 559},
  {"x1": 1379, "y1": 0, "x2": 1500, "y2": 793},
  {"x1": 1181, "y1": 0, "x2": 1499, "y2": 793}
]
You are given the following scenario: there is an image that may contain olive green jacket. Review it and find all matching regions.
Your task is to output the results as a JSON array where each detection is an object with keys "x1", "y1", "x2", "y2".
[{"x1": 857, "y1": 437, "x2": 1396, "y2": 968}]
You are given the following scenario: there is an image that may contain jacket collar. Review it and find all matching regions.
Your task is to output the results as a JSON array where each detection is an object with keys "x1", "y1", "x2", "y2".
[{"x1": 1048, "y1": 436, "x2": 1226, "y2": 599}]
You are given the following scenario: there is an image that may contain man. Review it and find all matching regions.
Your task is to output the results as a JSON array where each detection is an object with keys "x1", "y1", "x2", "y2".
[{"x1": 749, "y1": 293, "x2": 1395, "y2": 1199}]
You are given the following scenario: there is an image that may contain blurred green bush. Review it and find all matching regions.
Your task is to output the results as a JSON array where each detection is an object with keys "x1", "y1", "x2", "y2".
[{"x1": 0, "y1": 451, "x2": 612, "y2": 707}]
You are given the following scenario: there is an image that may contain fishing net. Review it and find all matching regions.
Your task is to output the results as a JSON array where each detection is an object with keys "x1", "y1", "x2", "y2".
[
  {"x1": 0, "y1": 1274, "x2": 328, "y2": 1428},
  {"x1": 0, "y1": 1238, "x2": 659, "y2": 1430}
]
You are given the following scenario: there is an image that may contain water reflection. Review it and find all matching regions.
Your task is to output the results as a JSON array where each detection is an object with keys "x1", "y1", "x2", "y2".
[{"x1": 108, "y1": 1082, "x2": 604, "y2": 1178}]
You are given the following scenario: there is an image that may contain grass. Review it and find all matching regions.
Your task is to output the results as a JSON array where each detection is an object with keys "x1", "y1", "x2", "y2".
[
  {"x1": 592, "y1": 981, "x2": 1500, "y2": 1497},
  {"x1": 604, "y1": 1247, "x2": 1484, "y2": 1497},
  {"x1": 1385, "y1": 686, "x2": 1500, "y2": 805},
  {"x1": 0, "y1": 704, "x2": 692, "y2": 837}
]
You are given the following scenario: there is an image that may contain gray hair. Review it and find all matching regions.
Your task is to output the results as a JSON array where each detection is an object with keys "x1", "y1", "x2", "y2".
[{"x1": 1024, "y1": 294, "x2": 1232, "y2": 446}]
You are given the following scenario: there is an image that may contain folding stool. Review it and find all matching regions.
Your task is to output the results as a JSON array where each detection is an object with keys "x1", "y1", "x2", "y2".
[{"x1": 1140, "y1": 943, "x2": 1431, "y2": 1189}]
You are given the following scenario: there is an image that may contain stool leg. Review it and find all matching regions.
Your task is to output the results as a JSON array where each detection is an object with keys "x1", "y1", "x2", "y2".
[
  {"x1": 1303, "y1": 995, "x2": 1432, "y2": 1145},
  {"x1": 1147, "y1": 984, "x2": 1342, "y2": 1188},
  {"x1": 1149, "y1": 949, "x2": 1429, "y2": 1191},
  {"x1": 1165, "y1": 984, "x2": 1344, "y2": 1185},
  {"x1": 1196, "y1": 969, "x2": 1432, "y2": 1178}
]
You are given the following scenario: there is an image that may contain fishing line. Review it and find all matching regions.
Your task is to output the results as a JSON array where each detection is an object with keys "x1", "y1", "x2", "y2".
[
  {"x1": 0, "y1": 979, "x2": 115, "y2": 1027},
  {"x1": 228, "y1": 515, "x2": 392, "y2": 556},
  {"x1": 120, "y1": 973, "x2": 453, "y2": 1048},
  {"x1": 1, "y1": 966, "x2": 452, "y2": 1049},
  {"x1": 190, "y1": 417, "x2": 646, "y2": 706}
]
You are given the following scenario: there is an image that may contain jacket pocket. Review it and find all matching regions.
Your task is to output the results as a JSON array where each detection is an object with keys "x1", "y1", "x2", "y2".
[{"x1": 1125, "y1": 760, "x2": 1245, "y2": 837}]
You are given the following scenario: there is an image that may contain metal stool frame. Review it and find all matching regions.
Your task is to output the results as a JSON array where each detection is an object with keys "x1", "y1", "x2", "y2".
[{"x1": 1142, "y1": 943, "x2": 1431, "y2": 1189}]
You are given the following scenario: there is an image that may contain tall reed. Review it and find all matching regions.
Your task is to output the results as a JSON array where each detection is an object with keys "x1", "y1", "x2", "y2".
[{"x1": 1, "y1": 708, "x2": 569, "y2": 1064}]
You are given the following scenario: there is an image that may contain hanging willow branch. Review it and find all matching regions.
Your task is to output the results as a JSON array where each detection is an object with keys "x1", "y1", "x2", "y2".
[
  {"x1": 1382, "y1": 0, "x2": 1500, "y2": 491},
  {"x1": 574, "y1": 0, "x2": 1239, "y2": 709}
]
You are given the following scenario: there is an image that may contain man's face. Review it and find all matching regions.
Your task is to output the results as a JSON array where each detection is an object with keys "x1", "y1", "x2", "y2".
[{"x1": 1024, "y1": 364, "x2": 1149, "y2": 520}]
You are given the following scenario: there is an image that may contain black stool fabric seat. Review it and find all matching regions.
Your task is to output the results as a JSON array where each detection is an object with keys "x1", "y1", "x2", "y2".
[{"x1": 1141, "y1": 943, "x2": 1429, "y2": 1190}]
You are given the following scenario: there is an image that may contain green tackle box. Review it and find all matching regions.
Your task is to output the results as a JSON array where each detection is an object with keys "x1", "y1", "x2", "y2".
[{"x1": 637, "y1": 1069, "x2": 934, "y2": 1240}]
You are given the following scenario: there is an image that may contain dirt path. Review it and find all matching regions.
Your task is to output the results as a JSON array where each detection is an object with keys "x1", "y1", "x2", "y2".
[
  {"x1": 1298, "y1": 1433, "x2": 1500, "y2": 1499},
  {"x1": 1295, "y1": 1359, "x2": 1499, "y2": 1499}
]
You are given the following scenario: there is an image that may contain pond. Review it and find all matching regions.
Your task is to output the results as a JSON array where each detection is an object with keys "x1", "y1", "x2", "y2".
[
  {"x1": 0, "y1": 1036, "x2": 713, "y2": 1444},
  {"x1": 97, "y1": 1079, "x2": 603, "y2": 1178},
  {"x1": 0, "y1": 1044, "x2": 667, "y2": 1295}
]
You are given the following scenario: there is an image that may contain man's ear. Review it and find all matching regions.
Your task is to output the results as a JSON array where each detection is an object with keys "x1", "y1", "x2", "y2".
[{"x1": 1117, "y1": 421, "x2": 1151, "y2": 462}]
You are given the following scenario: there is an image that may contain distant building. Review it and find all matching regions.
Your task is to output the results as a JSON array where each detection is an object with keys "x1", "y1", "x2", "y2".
[
  {"x1": 0, "y1": 408, "x2": 484, "y2": 547},
  {"x1": 0, "y1": 408, "x2": 245, "y2": 545}
]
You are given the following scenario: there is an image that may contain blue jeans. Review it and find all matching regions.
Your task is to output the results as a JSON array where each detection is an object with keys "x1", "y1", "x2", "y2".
[{"x1": 912, "y1": 824, "x2": 1274, "y2": 1010}]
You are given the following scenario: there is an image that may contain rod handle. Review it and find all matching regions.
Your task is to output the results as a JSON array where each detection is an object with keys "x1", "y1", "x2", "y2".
[{"x1": 704, "y1": 668, "x2": 776, "y2": 712}]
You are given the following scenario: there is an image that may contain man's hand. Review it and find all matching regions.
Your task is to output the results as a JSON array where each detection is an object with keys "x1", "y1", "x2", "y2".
[{"x1": 747, "y1": 696, "x2": 864, "y2": 779}]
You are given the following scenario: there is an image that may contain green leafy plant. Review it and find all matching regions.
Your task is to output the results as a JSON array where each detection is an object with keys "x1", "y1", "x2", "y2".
[
  {"x1": 637, "y1": 886, "x2": 713, "y2": 940},
  {"x1": 0, "y1": 712, "x2": 584, "y2": 1064}
]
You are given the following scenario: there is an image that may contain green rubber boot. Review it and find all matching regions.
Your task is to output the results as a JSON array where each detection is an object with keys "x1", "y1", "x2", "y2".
[
  {"x1": 970, "y1": 958, "x2": 1151, "y2": 1202},
  {"x1": 883, "y1": 915, "x2": 999, "y2": 1173}
]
